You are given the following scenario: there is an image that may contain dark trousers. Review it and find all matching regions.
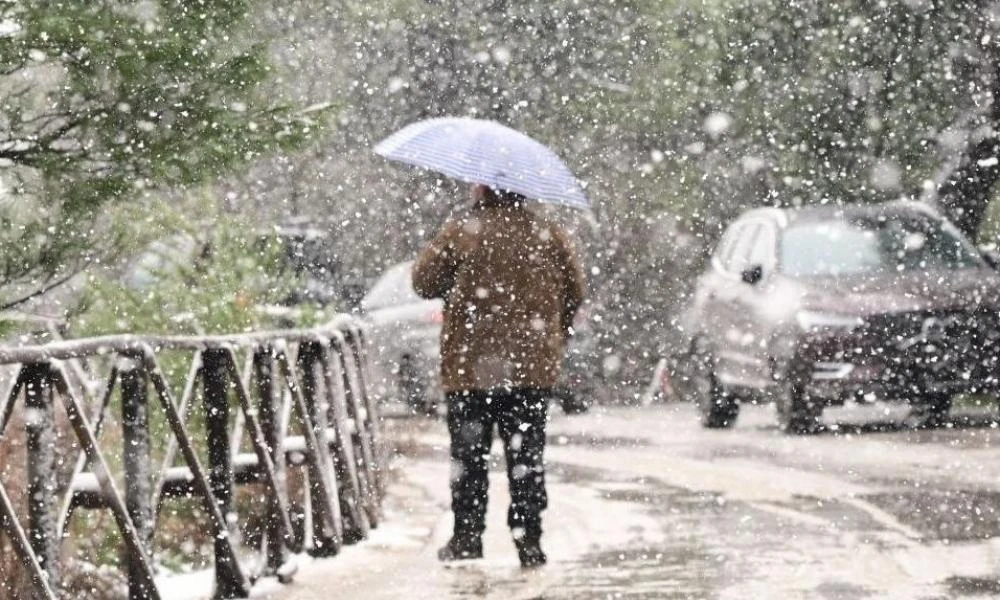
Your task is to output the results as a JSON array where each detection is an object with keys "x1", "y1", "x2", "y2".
[{"x1": 447, "y1": 388, "x2": 549, "y2": 542}]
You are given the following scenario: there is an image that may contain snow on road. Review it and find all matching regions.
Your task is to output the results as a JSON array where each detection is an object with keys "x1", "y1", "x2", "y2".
[
  {"x1": 258, "y1": 402, "x2": 1000, "y2": 599},
  {"x1": 259, "y1": 444, "x2": 671, "y2": 599}
]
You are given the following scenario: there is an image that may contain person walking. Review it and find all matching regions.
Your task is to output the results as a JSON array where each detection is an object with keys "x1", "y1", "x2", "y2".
[{"x1": 412, "y1": 183, "x2": 586, "y2": 568}]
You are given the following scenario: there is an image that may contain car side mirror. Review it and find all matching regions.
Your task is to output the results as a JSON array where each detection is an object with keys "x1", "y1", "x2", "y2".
[
  {"x1": 981, "y1": 248, "x2": 1000, "y2": 270},
  {"x1": 741, "y1": 264, "x2": 764, "y2": 285}
]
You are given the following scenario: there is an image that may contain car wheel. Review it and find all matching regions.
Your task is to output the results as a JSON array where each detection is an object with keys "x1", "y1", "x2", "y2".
[
  {"x1": 397, "y1": 355, "x2": 428, "y2": 412},
  {"x1": 774, "y1": 381, "x2": 822, "y2": 434},
  {"x1": 690, "y1": 340, "x2": 739, "y2": 429},
  {"x1": 555, "y1": 388, "x2": 590, "y2": 415},
  {"x1": 908, "y1": 393, "x2": 952, "y2": 429}
]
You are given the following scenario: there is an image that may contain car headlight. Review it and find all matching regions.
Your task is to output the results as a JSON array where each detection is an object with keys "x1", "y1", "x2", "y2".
[{"x1": 796, "y1": 310, "x2": 864, "y2": 331}]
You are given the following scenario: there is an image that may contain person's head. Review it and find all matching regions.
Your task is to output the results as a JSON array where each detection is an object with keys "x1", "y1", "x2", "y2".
[{"x1": 471, "y1": 183, "x2": 525, "y2": 208}]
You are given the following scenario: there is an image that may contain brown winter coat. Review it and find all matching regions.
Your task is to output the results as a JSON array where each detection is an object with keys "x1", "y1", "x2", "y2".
[{"x1": 412, "y1": 205, "x2": 586, "y2": 393}]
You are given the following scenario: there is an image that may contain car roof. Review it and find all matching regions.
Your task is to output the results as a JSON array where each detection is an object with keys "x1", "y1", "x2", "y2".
[{"x1": 740, "y1": 200, "x2": 942, "y2": 228}]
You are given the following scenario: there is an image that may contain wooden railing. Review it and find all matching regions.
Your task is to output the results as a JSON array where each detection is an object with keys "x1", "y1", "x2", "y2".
[{"x1": 0, "y1": 315, "x2": 386, "y2": 600}]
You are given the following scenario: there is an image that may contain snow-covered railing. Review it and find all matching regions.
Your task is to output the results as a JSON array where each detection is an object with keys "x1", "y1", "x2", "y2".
[{"x1": 0, "y1": 316, "x2": 386, "y2": 600}]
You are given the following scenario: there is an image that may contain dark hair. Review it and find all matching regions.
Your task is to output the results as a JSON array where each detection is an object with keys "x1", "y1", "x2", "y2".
[{"x1": 477, "y1": 186, "x2": 527, "y2": 208}]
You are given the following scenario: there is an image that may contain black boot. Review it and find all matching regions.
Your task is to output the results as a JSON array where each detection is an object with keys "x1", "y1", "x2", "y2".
[
  {"x1": 437, "y1": 536, "x2": 483, "y2": 562},
  {"x1": 514, "y1": 536, "x2": 546, "y2": 568}
]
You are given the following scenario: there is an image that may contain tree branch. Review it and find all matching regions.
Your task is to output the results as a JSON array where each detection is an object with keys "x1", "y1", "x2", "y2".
[
  {"x1": 0, "y1": 116, "x2": 91, "y2": 166},
  {"x1": 937, "y1": 38, "x2": 1000, "y2": 238},
  {"x1": 0, "y1": 269, "x2": 80, "y2": 312}
]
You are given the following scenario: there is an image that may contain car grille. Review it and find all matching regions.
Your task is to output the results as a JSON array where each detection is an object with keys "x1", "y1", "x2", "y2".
[{"x1": 864, "y1": 309, "x2": 1000, "y2": 384}]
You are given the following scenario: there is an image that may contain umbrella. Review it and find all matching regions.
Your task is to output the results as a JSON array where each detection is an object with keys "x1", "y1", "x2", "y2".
[{"x1": 374, "y1": 117, "x2": 589, "y2": 209}]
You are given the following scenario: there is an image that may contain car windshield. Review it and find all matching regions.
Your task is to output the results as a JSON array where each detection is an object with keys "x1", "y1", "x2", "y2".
[{"x1": 780, "y1": 214, "x2": 983, "y2": 277}]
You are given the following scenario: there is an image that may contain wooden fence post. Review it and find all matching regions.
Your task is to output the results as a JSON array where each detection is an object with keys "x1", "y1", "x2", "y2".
[
  {"x1": 252, "y1": 346, "x2": 289, "y2": 573},
  {"x1": 201, "y1": 349, "x2": 245, "y2": 599},
  {"x1": 333, "y1": 335, "x2": 380, "y2": 512},
  {"x1": 23, "y1": 362, "x2": 60, "y2": 597},
  {"x1": 317, "y1": 342, "x2": 370, "y2": 540},
  {"x1": 296, "y1": 342, "x2": 341, "y2": 556},
  {"x1": 121, "y1": 359, "x2": 155, "y2": 600}
]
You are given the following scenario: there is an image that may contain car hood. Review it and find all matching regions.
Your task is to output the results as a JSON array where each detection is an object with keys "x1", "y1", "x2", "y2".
[
  {"x1": 794, "y1": 268, "x2": 1000, "y2": 316},
  {"x1": 364, "y1": 299, "x2": 443, "y2": 327}
]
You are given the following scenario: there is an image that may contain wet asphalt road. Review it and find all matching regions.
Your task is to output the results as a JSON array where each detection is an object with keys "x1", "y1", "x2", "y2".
[{"x1": 267, "y1": 401, "x2": 1000, "y2": 600}]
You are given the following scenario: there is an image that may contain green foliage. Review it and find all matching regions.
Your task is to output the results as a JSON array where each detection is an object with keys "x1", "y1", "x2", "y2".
[
  {"x1": 0, "y1": 0, "x2": 330, "y2": 307},
  {"x1": 72, "y1": 216, "x2": 307, "y2": 336},
  {"x1": 637, "y1": 1, "x2": 993, "y2": 230}
]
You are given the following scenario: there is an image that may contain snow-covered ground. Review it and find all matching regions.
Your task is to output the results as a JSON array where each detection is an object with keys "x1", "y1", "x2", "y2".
[{"x1": 236, "y1": 402, "x2": 1000, "y2": 599}]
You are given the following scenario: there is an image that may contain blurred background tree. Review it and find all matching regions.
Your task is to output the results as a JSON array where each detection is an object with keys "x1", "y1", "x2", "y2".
[
  {"x1": 643, "y1": 1, "x2": 1000, "y2": 241},
  {"x1": 72, "y1": 211, "x2": 308, "y2": 337},
  {"x1": 6, "y1": 0, "x2": 1000, "y2": 391},
  {"x1": 0, "y1": 0, "x2": 326, "y2": 309},
  {"x1": 241, "y1": 0, "x2": 1000, "y2": 390}
]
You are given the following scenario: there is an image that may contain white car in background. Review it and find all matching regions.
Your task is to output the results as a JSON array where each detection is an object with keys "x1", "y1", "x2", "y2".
[
  {"x1": 362, "y1": 261, "x2": 444, "y2": 413},
  {"x1": 362, "y1": 260, "x2": 593, "y2": 415}
]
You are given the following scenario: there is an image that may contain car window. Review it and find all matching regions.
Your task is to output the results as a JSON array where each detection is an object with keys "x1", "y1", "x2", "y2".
[
  {"x1": 746, "y1": 224, "x2": 776, "y2": 272},
  {"x1": 362, "y1": 261, "x2": 424, "y2": 310},
  {"x1": 714, "y1": 223, "x2": 744, "y2": 272},
  {"x1": 725, "y1": 223, "x2": 761, "y2": 274},
  {"x1": 780, "y1": 214, "x2": 983, "y2": 277}
]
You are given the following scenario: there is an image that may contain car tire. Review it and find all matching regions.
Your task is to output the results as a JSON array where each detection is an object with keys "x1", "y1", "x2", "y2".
[
  {"x1": 398, "y1": 355, "x2": 430, "y2": 413},
  {"x1": 555, "y1": 388, "x2": 590, "y2": 415},
  {"x1": 690, "y1": 340, "x2": 739, "y2": 429},
  {"x1": 775, "y1": 381, "x2": 822, "y2": 434},
  {"x1": 909, "y1": 393, "x2": 952, "y2": 429}
]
